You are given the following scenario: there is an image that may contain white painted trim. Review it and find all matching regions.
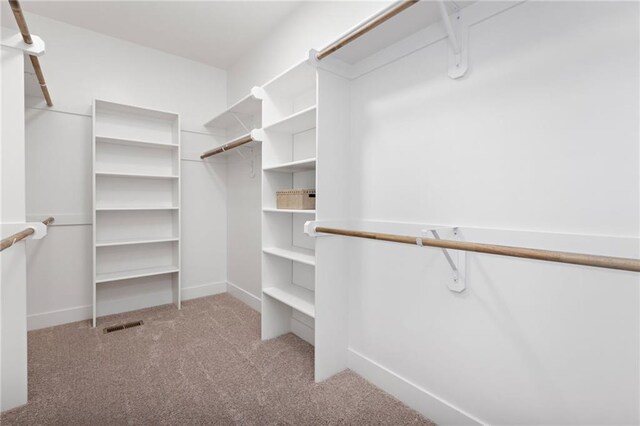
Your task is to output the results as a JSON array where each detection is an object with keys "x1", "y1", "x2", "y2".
[
  {"x1": 181, "y1": 281, "x2": 226, "y2": 301},
  {"x1": 226, "y1": 281, "x2": 261, "y2": 312},
  {"x1": 27, "y1": 305, "x2": 92, "y2": 331},
  {"x1": 27, "y1": 282, "x2": 227, "y2": 330},
  {"x1": 348, "y1": 349, "x2": 484, "y2": 426}
]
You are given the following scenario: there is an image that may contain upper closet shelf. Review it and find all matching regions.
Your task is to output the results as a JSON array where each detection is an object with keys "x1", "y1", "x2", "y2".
[
  {"x1": 263, "y1": 106, "x2": 316, "y2": 134},
  {"x1": 263, "y1": 158, "x2": 316, "y2": 173},
  {"x1": 311, "y1": 0, "x2": 472, "y2": 79},
  {"x1": 204, "y1": 86, "x2": 264, "y2": 130},
  {"x1": 262, "y1": 60, "x2": 316, "y2": 98}
]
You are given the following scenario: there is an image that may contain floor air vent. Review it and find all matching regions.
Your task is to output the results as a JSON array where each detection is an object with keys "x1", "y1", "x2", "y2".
[{"x1": 103, "y1": 320, "x2": 144, "y2": 334}]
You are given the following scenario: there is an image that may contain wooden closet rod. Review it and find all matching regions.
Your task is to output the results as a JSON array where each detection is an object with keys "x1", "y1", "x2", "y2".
[
  {"x1": 0, "y1": 217, "x2": 54, "y2": 252},
  {"x1": 314, "y1": 226, "x2": 640, "y2": 273},
  {"x1": 316, "y1": 0, "x2": 419, "y2": 60},
  {"x1": 201, "y1": 133, "x2": 254, "y2": 159},
  {"x1": 8, "y1": 0, "x2": 53, "y2": 106}
]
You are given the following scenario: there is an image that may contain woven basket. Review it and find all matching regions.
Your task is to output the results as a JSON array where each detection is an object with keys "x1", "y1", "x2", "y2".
[{"x1": 276, "y1": 189, "x2": 316, "y2": 210}]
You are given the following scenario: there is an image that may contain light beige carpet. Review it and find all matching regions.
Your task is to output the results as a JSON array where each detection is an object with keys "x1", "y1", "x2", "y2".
[{"x1": 1, "y1": 293, "x2": 434, "y2": 425}]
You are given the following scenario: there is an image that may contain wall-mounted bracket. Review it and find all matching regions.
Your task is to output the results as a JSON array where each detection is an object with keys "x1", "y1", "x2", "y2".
[
  {"x1": 420, "y1": 227, "x2": 466, "y2": 292},
  {"x1": 230, "y1": 112, "x2": 251, "y2": 133},
  {"x1": 233, "y1": 146, "x2": 256, "y2": 178},
  {"x1": 437, "y1": 0, "x2": 468, "y2": 79},
  {"x1": 0, "y1": 31, "x2": 45, "y2": 56}
]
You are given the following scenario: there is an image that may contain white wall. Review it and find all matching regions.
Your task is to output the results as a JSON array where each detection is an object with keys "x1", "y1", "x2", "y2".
[
  {"x1": 227, "y1": 1, "x2": 389, "y2": 104},
  {"x1": 225, "y1": 0, "x2": 389, "y2": 304},
  {"x1": 343, "y1": 1, "x2": 639, "y2": 424},
  {"x1": 3, "y1": 13, "x2": 229, "y2": 329},
  {"x1": 225, "y1": 147, "x2": 262, "y2": 310}
]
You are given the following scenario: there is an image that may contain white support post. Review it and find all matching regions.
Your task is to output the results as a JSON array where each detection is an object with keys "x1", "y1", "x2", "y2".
[
  {"x1": 0, "y1": 33, "x2": 30, "y2": 411},
  {"x1": 437, "y1": 0, "x2": 468, "y2": 79}
]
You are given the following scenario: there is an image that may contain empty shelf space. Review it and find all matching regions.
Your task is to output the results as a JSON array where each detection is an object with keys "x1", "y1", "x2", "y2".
[
  {"x1": 263, "y1": 208, "x2": 316, "y2": 215},
  {"x1": 96, "y1": 206, "x2": 179, "y2": 211},
  {"x1": 96, "y1": 237, "x2": 179, "y2": 248},
  {"x1": 263, "y1": 246, "x2": 315, "y2": 266},
  {"x1": 263, "y1": 106, "x2": 316, "y2": 134},
  {"x1": 263, "y1": 284, "x2": 315, "y2": 318},
  {"x1": 96, "y1": 171, "x2": 179, "y2": 179},
  {"x1": 263, "y1": 158, "x2": 316, "y2": 173},
  {"x1": 96, "y1": 135, "x2": 178, "y2": 150},
  {"x1": 96, "y1": 265, "x2": 179, "y2": 284}
]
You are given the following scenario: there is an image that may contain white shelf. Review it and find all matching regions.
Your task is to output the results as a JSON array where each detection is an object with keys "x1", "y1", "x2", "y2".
[
  {"x1": 263, "y1": 247, "x2": 316, "y2": 266},
  {"x1": 96, "y1": 135, "x2": 178, "y2": 150},
  {"x1": 96, "y1": 265, "x2": 179, "y2": 284},
  {"x1": 262, "y1": 60, "x2": 316, "y2": 98},
  {"x1": 263, "y1": 158, "x2": 316, "y2": 173},
  {"x1": 96, "y1": 237, "x2": 179, "y2": 248},
  {"x1": 205, "y1": 88, "x2": 262, "y2": 129},
  {"x1": 263, "y1": 106, "x2": 316, "y2": 134},
  {"x1": 263, "y1": 208, "x2": 316, "y2": 215},
  {"x1": 263, "y1": 285, "x2": 315, "y2": 318},
  {"x1": 95, "y1": 171, "x2": 179, "y2": 180},
  {"x1": 96, "y1": 206, "x2": 179, "y2": 211}
]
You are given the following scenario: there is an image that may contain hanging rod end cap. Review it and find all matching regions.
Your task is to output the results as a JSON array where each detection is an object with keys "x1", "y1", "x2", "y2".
[
  {"x1": 250, "y1": 86, "x2": 265, "y2": 101},
  {"x1": 304, "y1": 221, "x2": 319, "y2": 237},
  {"x1": 307, "y1": 49, "x2": 321, "y2": 67},
  {"x1": 250, "y1": 129, "x2": 263, "y2": 142}
]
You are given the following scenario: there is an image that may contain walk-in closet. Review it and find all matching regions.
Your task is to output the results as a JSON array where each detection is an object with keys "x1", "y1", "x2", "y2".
[{"x1": 1, "y1": 0, "x2": 638, "y2": 424}]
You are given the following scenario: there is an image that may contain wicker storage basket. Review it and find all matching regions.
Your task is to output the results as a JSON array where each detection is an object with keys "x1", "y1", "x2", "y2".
[{"x1": 276, "y1": 189, "x2": 316, "y2": 210}]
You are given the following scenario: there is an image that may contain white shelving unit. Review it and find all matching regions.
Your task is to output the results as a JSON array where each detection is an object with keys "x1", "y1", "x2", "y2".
[
  {"x1": 261, "y1": 60, "x2": 318, "y2": 347},
  {"x1": 92, "y1": 99, "x2": 181, "y2": 327}
]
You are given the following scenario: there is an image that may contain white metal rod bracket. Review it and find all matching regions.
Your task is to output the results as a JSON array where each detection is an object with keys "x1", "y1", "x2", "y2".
[
  {"x1": 420, "y1": 227, "x2": 466, "y2": 292},
  {"x1": 437, "y1": 1, "x2": 468, "y2": 79},
  {"x1": 230, "y1": 112, "x2": 251, "y2": 133}
]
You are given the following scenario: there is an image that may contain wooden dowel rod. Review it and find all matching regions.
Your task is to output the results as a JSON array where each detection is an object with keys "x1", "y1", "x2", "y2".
[
  {"x1": 315, "y1": 226, "x2": 640, "y2": 273},
  {"x1": 0, "y1": 217, "x2": 55, "y2": 252},
  {"x1": 29, "y1": 56, "x2": 53, "y2": 106},
  {"x1": 316, "y1": 0, "x2": 419, "y2": 60},
  {"x1": 9, "y1": 0, "x2": 53, "y2": 106},
  {"x1": 8, "y1": 0, "x2": 32, "y2": 44},
  {"x1": 201, "y1": 134, "x2": 254, "y2": 159}
]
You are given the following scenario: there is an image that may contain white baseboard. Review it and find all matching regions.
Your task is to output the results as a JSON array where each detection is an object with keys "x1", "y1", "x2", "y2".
[
  {"x1": 226, "y1": 281, "x2": 261, "y2": 312},
  {"x1": 348, "y1": 349, "x2": 483, "y2": 426},
  {"x1": 290, "y1": 316, "x2": 314, "y2": 345},
  {"x1": 27, "y1": 282, "x2": 227, "y2": 331},
  {"x1": 181, "y1": 281, "x2": 226, "y2": 301},
  {"x1": 27, "y1": 305, "x2": 92, "y2": 331}
]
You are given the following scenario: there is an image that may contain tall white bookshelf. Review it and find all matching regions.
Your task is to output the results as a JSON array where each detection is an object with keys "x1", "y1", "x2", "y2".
[
  {"x1": 92, "y1": 99, "x2": 181, "y2": 327},
  {"x1": 261, "y1": 61, "x2": 317, "y2": 345}
]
